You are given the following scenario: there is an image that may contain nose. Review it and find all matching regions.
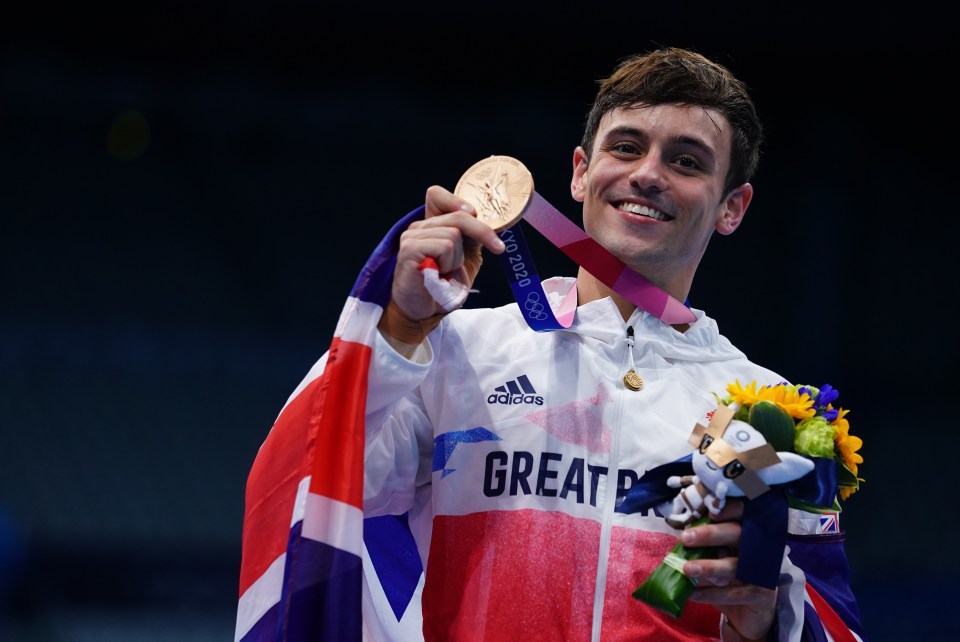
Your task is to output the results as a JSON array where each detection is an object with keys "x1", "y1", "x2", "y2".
[{"x1": 628, "y1": 152, "x2": 667, "y2": 192}]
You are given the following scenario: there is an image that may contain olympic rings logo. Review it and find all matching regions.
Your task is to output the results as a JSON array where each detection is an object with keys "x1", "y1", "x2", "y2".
[{"x1": 524, "y1": 292, "x2": 549, "y2": 321}]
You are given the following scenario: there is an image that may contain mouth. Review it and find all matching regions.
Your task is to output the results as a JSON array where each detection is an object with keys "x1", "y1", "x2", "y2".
[{"x1": 615, "y1": 201, "x2": 673, "y2": 222}]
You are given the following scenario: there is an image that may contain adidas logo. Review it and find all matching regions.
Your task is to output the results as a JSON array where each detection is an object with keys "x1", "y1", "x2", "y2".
[{"x1": 487, "y1": 374, "x2": 544, "y2": 406}]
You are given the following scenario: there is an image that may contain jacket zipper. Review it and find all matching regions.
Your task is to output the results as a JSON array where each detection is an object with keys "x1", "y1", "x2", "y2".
[{"x1": 591, "y1": 325, "x2": 635, "y2": 642}]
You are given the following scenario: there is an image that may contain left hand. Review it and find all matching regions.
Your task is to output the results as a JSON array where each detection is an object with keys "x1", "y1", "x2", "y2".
[{"x1": 680, "y1": 499, "x2": 777, "y2": 641}]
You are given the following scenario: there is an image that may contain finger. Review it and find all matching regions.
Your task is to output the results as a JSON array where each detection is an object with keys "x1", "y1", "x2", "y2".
[
  {"x1": 410, "y1": 210, "x2": 505, "y2": 256},
  {"x1": 425, "y1": 185, "x2": 474, "y2": 219},
  {"x1": 688, "y1": 583, "x2": 776, "y2": 607},
  {"x1": 684, "y1": 556, "x2": 738, "y2": 586},
  {"x1": 397, "y1": 228, "x2": 465, "y2": 274},
  {"x1": 680, "y1": 520, "x2": 741, "y2": 548}
]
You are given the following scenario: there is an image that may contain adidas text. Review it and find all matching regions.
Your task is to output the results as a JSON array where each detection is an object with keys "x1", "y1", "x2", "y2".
[{"x1": 487, "y1": 393, "x2": 544, "y2": 406}]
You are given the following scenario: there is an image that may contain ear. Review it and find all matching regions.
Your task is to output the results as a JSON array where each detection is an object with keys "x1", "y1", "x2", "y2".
[
  {"x1": 570, "y1": 146, "x2": 589, "y2": 203},
  {"x1": 715, "y1": 182, "x2": 753, "y2": 236}
]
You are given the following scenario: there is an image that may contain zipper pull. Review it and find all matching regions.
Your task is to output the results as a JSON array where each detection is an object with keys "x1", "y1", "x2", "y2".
[{"x1": 623, "y1": 326, "x2": 644, "y2": 391}]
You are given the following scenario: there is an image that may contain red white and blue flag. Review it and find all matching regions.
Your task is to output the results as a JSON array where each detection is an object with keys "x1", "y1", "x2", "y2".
[{"x1": 235, "y1": 208, "x2": 426, "y2": 642}]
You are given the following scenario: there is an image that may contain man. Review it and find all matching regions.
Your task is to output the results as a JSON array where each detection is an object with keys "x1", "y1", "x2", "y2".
[{"x1": 238, "y1": 48, "x2": 866, "y2": 642}]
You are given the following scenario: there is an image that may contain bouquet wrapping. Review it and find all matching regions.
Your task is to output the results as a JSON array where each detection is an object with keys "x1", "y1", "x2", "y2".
[{"x1": 630, "y1": 515, "x2": 716, "y2": 617}]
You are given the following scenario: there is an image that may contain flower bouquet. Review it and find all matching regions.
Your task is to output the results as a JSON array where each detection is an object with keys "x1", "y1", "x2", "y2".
[{"x1": 630, "y1": 380, "x2": 863, "y2": 617}]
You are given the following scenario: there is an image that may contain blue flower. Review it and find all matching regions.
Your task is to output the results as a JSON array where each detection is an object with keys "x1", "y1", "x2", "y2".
[{"x1": 813, "y1": 384, "x2": 839, "y2": 410}]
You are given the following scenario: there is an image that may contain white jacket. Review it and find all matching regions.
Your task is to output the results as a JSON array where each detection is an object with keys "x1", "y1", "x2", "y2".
[{"x1": 359, "y1": 277, "x2": 804, "y2": 642}]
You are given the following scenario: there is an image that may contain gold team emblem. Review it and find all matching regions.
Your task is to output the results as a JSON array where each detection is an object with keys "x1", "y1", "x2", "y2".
[{"x1": 623, "y1": 370, "x2": 644, "y2": 391}]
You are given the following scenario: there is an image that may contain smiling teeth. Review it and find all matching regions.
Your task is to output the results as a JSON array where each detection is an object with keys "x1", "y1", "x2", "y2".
[{"x1": 617, "y1": 202, "x2": 669, "y2": 221}]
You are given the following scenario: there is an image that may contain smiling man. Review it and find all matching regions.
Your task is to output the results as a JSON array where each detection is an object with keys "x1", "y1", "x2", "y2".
[{"x1": 238, "y1": 47, "x2": 868, "y2": 642}]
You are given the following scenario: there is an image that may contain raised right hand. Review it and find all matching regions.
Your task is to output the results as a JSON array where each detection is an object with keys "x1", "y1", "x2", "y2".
[{"x1": 390, "y1": 185, "x2": 505, "y2": 321}]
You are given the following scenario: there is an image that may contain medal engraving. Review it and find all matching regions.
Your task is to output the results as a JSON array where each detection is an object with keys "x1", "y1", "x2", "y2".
[{"x1": 455, "y1": 155, "x2": 534, "y2": 231}]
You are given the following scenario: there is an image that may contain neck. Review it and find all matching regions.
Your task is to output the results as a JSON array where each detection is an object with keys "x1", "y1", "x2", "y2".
[{"x1": 575, "y1": 266, "x2": 691, "y2": 332}]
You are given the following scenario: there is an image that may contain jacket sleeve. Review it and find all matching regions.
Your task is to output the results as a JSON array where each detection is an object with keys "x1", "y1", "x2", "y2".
[
  {"x1": 362, "y1": 330, "x2": 435, "y2": 518},
  {"x1": 784, "y1": 530, "x2": 868, "y2": 642},
  {"x1": 771, "y1": 513, "x2": 868, "y2": 642}
]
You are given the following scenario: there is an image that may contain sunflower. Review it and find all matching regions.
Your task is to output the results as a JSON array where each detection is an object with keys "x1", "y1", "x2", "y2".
[
  {"x1": 726, "y1": 380, "x2": 816, "y2": 419},
  {"x1": 830, "y1": 407, "x2": 864, "y2": 501},
  {"x1": 725, "y1": 379, "x2": 763, "y2": 406}
]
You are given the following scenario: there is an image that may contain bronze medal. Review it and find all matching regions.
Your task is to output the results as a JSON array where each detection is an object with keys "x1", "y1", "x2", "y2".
[{"x1": 455, "y1": 155, "x2": 534, "y2": 231}]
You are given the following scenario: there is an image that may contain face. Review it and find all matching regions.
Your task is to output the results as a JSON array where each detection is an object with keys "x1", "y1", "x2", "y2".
[{"x1": 570, "y1": 104, "x2": 752, "y2": 298}]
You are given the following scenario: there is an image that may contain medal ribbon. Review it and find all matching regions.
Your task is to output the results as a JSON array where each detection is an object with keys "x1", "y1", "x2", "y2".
[
  {"x1": 495, "y1": 222, "x2": 577, "y2": 331},
  {"x1": 495, "y1": 192, "x2": 696, "y2": 331}
]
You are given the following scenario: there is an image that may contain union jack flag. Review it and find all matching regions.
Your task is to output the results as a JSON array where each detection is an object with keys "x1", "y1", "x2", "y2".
[
  {"x1": 819, "y1": 512, "x2": 839, "y2": 534},
  {"x1": 235, "y1": 208, "x2": 426, "y2": 642}
]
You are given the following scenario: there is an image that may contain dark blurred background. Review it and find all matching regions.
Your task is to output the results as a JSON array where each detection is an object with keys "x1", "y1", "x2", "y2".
[{"x1": 1, "y1": 3, "x2": 957, "y2": 641}]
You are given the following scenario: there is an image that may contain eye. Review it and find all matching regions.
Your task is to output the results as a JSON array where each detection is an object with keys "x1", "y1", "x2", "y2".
[
  {"x1": 674, "y1": 154, "x2": 702, "y2": 171},
  {"x1": 697, "y1": 434, "x2": 714, "y2": 454},
  {"x1": 610, "y1": 142, "x2": 641, "y2": 156},
  {"x1": 723, "y1": 460, "x2": 745, "y2": 479}
]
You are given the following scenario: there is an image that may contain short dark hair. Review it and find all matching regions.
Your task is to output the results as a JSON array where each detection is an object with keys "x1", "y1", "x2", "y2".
[{"x1": 581, "y1": 47, "x2": 763, "y2": 197}]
